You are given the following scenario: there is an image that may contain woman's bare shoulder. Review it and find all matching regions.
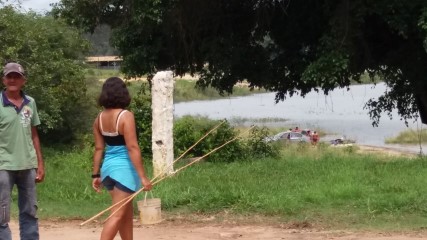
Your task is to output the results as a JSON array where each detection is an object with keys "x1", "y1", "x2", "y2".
[{"x1": 123, "y1": 109, "x2": 135, "y2": 118}]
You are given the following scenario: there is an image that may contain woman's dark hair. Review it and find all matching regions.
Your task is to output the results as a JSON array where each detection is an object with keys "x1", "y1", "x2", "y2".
[{"x1": 98, "y1": 77, "x2": 131, "y2": 108}]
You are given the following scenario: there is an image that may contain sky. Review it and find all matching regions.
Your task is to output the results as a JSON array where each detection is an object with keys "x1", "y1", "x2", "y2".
[{"x1": 20, "y1": 0, "x2": 59, "y2": 13}]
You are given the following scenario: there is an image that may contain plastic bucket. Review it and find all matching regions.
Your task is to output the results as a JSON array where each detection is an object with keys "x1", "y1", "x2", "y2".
[{"x1": 137, "y1": 194, "x2": 162, "y2": 225}]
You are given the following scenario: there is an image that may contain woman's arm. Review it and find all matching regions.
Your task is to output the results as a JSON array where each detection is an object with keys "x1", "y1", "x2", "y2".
[
  {"x1": 92, "y1": 116, "x2": 104, "y2": 192},
  {"x1": 121, "y1": 111, "x2": 152, "y2": 190}
]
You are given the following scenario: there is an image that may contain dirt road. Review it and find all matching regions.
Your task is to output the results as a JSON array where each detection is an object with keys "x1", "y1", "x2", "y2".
[{"x1": 9, "y1": 220, "x2": 427, "y2": 240}]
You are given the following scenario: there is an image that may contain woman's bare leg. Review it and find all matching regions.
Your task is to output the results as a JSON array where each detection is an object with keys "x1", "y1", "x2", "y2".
[
  {"x1": 118, "y1": 200, "x2": 134, "y2": 240},
  {"x1": 100, "y1": 188, "x2": 132, "y2": 240}
]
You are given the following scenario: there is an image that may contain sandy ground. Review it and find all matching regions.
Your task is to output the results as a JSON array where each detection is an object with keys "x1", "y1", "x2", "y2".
[
  {"x1": 357, "y1": 145, "x2": 421, "y2": 158},
  {"x1": 9, "y1": 219, "x2": 427, "y2": 240}
]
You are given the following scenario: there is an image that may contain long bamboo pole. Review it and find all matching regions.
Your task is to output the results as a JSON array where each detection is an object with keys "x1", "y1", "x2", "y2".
[
  {"x1": 80, "y1": 120, "x2": 227, "y2": 226},
  {"x1": 101, "y1": 126, "x2": 254, "y2": 224}
]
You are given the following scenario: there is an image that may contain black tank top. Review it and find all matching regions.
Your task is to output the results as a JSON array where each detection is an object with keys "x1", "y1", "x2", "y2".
[{"x1": 99, "y1": 110, "x2": 127, "y2": 146}]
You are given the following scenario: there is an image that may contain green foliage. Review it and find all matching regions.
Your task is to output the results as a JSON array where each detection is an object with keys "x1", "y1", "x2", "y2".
[
  {"x1": 173, "y1": 116, "x2": 279, "y2": 162},
  {"x1": 301, "y1": 50, "x2": 352, "y2": 94},
  {"x1": 385, "y1": 129, "x2": 427, "y2": 144},
  {"x1": 54, "y1": 1, "x2": 427, "y2": 126},
  {"x1": 128, "y1": 82, "x2": 153, "y2": 157},
  {"x1": 245, "y1": 126, "x2": 279, "y2": 158},
  {"x1": 84, "y1": 24, "x2": 118, "y2": 56},
  {"x1": 173, "y1": 116, "x2": 245, "y2": 163},
  {"x1": 0, "y1": 7, "x2": 92, "y2": 144}
]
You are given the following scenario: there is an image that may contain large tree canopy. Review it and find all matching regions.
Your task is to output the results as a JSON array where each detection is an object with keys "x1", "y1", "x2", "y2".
[
  {"x1": 53, "y1": 0, "x2": 427, "y2": 125},
  {"x1": 0, "y1": 5, "x2": 93, "y2": 143}
]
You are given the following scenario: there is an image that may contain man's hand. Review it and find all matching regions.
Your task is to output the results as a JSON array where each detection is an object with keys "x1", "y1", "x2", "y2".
[{"x1": 36, "y1": 166, "x2": 45, "y2": 183}]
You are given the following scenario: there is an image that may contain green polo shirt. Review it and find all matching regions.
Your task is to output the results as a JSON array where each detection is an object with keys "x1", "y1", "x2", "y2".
[{"x1": 0, "y1": 91, "x2": 40, "y2": 170}]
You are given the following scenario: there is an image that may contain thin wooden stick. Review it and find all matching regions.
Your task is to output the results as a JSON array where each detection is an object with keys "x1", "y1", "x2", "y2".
[
  {"x1": 101, "y1": 126, "x2": 255, "y2": 224},
  {"x1": 80, "y1": 120, "x2": 226, "y2": 226}
]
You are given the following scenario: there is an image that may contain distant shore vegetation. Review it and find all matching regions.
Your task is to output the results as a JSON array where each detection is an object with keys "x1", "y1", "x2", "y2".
[{"x1": 385, "y1": 129, "x2": 427, "y2": 144}]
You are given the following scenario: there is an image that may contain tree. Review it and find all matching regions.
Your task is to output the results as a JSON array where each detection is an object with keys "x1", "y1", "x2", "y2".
[
  {"x1": 0, "y1": 6, "x2": 93, "y2": 143},
  {"x1": 84, "y1": 24, "x2": 119, "y2": 56},
  {"x1": 128, "y1": 82, "x2": 152, "y2": 156},
  {"x1": 52, "y1": 0, "x2": 427, "y2": 125}
]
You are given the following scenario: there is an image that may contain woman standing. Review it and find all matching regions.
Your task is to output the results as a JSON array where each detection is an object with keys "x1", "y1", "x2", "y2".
[{"x1": 92, "y1": 77, "x2": 152, "y2": 240}]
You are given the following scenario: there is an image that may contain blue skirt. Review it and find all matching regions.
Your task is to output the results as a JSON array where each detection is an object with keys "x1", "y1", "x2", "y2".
[{"x1": 101, "y1": 145, "x2": 141, "y2": 191}]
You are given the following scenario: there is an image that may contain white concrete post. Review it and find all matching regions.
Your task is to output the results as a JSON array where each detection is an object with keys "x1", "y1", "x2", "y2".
[{"x1": 151, "y1": 71, "x2": 174, "y2": 177}]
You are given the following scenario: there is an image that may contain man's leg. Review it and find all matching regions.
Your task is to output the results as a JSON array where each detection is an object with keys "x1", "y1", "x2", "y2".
[
  {"x1": 17, "y1": 169, "x2": 39, "y2": 240},
  {"x1": 0, "y1": 170, "x2": 13, "y2": 240}
]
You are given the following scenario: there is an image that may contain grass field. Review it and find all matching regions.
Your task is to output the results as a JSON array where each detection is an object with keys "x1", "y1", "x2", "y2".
[{"x1": 25, "y1": 143, "x2": 427, "y2": 230}]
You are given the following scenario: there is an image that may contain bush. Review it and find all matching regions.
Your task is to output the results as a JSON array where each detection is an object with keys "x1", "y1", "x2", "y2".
[
  {"x1": 244, "y1": 126, "x2": 279, "y2": 158},
  {"x1": 173, "y1": 116, "x2": 245, "y2": 163},
  {"x1": 128, "y1": 82, "x2": 153, "y2": 157}
]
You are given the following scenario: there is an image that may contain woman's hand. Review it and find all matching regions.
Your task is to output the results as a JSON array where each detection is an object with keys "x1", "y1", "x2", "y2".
[
  {"x1": 92, "y1": 178, "x2": 102, "y2": 193},
  {"x1": 141, "y1": 176, "x2": 153, "y2": 191}
]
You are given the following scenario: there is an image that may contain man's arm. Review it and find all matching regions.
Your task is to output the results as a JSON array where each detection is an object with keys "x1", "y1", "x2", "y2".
[{"x1": 32, "y1": 126, "x2": 45, "y2": 183}]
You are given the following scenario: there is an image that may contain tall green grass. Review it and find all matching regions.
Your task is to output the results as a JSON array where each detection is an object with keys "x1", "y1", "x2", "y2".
[
  {"x1": 32, "y1": 144, "x2": 427, "y2": 230},
  {"x1": 34, "y1": 146, "x2": 155, "y2": 219},
  {"x1": 158, "y1": 145, "x2": 427, "y2": 229},
  {"x1": 85, "y1": 68, "x2": 123, "y2": 80},
  {"x1": 36, "y1": 147, "x2": 109, "y2": 218},
  {"x1": 385, "y1": 129, "x2": 427, "y2": 144}
]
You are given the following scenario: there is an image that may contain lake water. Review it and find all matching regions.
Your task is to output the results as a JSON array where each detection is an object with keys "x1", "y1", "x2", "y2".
[{"x1": 174, "y1": 83, "x2": 427, "y2": 154}]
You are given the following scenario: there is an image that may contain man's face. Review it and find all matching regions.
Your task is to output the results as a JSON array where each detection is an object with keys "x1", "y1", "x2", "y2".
[{"x1": 3, "y1": 72, "x2": 26, "y2": 91}]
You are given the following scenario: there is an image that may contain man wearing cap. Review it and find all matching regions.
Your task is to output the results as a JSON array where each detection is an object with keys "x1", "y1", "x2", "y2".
[{"x1": 0, "y1": 62, "x2": 45, "y2": 240}]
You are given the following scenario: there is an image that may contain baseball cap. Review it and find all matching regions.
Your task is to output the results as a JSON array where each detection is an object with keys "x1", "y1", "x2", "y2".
[{"x1": 3, "y1": 62, "x2": 25, "y2": 77}]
